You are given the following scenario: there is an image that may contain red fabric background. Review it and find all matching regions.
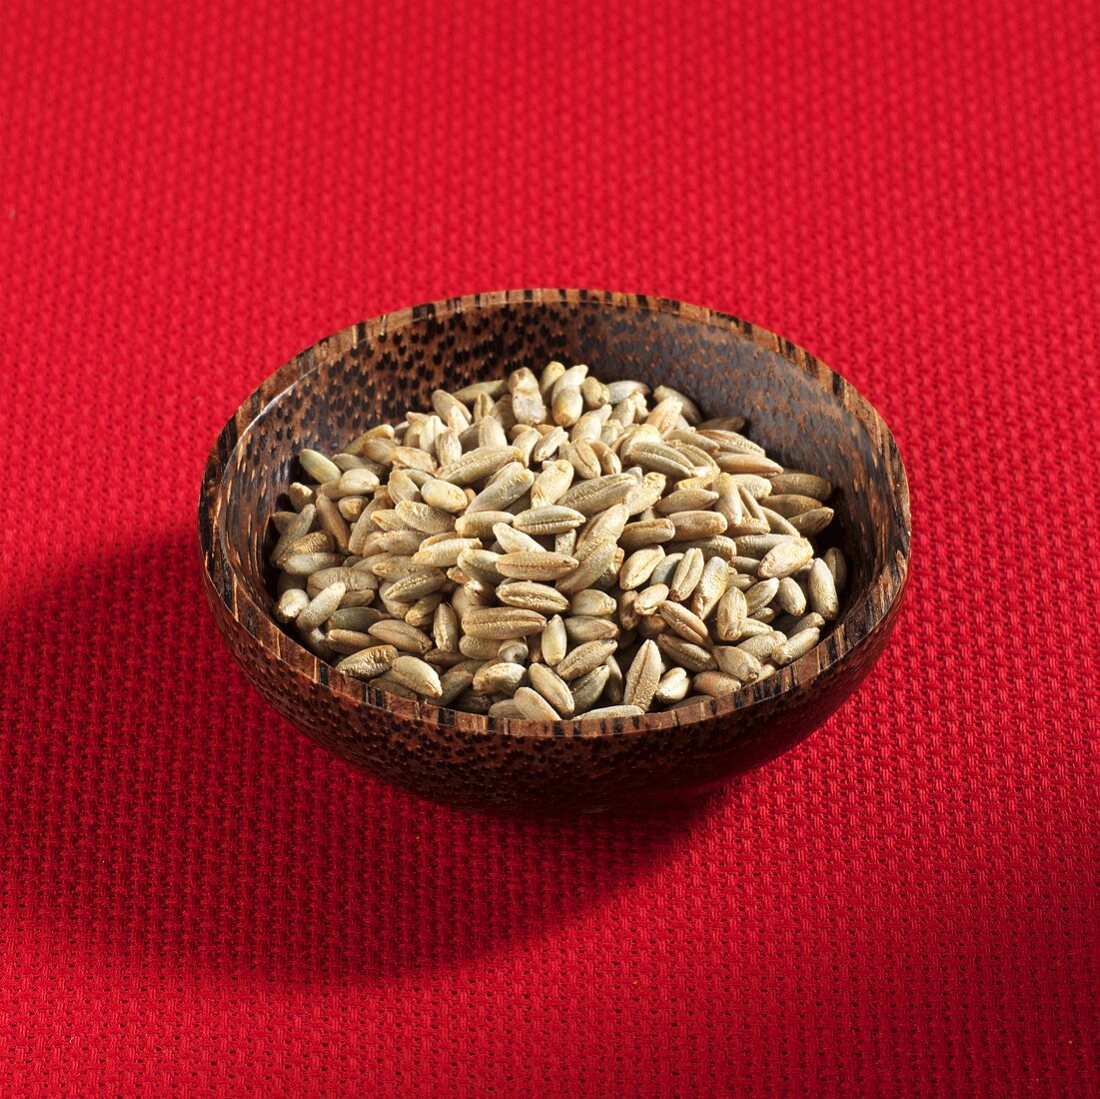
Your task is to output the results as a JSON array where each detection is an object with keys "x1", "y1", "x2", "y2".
[{"x1": 2, "y1": 1, "x2": 1097, "y2": 1094}]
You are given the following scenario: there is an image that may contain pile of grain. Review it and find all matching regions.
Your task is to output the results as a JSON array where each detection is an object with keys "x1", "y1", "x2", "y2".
[{"x1": 269, "y1": 363, "x2": 845, "y2": 720}]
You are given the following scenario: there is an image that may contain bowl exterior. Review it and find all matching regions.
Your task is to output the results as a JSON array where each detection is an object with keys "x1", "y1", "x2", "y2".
[{"x1": 201, "y1": 565, "x2": 903, "y2": 812}]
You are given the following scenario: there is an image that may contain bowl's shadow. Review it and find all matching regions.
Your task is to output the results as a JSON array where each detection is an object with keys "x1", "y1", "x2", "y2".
[{"x1": 0, "y1": 528, "x2": 731, "y2": 982}]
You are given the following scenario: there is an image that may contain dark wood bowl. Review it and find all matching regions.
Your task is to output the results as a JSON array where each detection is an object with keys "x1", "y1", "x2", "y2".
[{"x1": 198, "y1": 290, "x2": 911, "y2": 813}]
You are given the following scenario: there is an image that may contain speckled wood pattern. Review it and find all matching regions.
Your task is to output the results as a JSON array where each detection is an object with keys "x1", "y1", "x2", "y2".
[{"x1": 198, "y1": 290, "x2": 911, "y2": 812}]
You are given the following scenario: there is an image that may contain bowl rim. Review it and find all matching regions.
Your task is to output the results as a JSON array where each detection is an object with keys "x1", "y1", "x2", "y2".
[{"x1": 199, "y1": 288, "x2": 911, "y2": 739}]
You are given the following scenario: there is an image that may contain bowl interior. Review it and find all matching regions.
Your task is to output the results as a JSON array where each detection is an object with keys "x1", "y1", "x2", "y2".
[{"x1": 210, "y1": 292, "x2": 909, "y2": 728}]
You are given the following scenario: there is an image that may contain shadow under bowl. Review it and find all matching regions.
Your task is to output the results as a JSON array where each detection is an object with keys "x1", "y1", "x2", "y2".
[{"x1": 199, "y1": 290, "x2": 911, "y2": 813}]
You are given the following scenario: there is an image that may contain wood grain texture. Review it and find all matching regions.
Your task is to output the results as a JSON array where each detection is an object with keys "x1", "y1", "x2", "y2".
[{"x1": 198, "y1": 290, "x2": 911, "y2": 812}]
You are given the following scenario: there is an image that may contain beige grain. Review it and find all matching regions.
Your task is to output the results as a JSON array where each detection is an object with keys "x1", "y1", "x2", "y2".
[
  {"x1": 565, "y1": 615, "x2": 619, "y2": 642},
  {"x1": 655, "y1": 633, "x2": 715, "y2": 672},
  {"x1": 367, "y1": 619, "x2": 433, "y2": 655},
  {"x1": 461, "y1": 607, "x2": 548, "y2": 639},
  {"x1": 619, "y1": 546, "x2": 665, "y2": 590},
  {"x1": 735, "y1": 632, "x2": 785, "y2": 662},
  {"x1": 275, "y1": 588, "x2": 309, "y2": 623},
  {"x1": 513, "y1": 505, "x2": 586, "y2": 535},
  {"x1": 824, "y1": 547, "x2": 848, "y2": 593},
  {"x1": 324, "y1": 628, "x2": 380, "y2": 656},
  {"x1": 580, "y1": 705, "x2": 643, "y2": 720},
  {"x1": 691, "y1": 557, "x2": 730, "y2": 620},
  {"x1": 668, "y1": 547, "x2": 705, "y2": 601},
  {"x1": 558, "y1": 541, "x2": 618, "y2": 596},
  {"x1": 771, "y1": 627, "x2": 821, "y2": 666},
  {"x1": 693, "y1": 671, "x2": 744, "y2": 697},
  {"x1": 654, "y1": 666, "x2": 691, "y2": 703},
  {"x1": 466, "y1": 464, "x2": 534, "y2": 512},
  {"x1": 497, "y1": 551, "x2": 579, "y2": 581},
  {"x1": 542, "y1": 615, "x2": 568, "y2": 666},
  {"x1": 335, "y1": 645, "x2": 398, "y2": 679},
  {"x1": 528, "y1": 662, "x2": 576, "y2": 717},
  {"x1": 618, "y1": 517, "x2": 676, "y2": 550},
  {"x1": 623, "y1": 639, "x2": 662, "y2": 711},
  {"x1": 714, "y1": 645, "x2": 762, "y2": 682},
  {"x1": 768, "y1": 471, "x2": 833, "y2": 499},
  {"x1": 473, "y1": 660, "x2": 527, "y2": 695},
  {"x1": 570, "y1": 666, "x2": 611, "y2": 712},
  {"x1": 634, "y1": 583, "x2": 670, "y2": 617},
  {"x1": 555, "y1": 640, "x2": 618, "y2": 681},
  {"x1": 458, "y1": 635, "x2": 501, "y2": 661},
  {"x1": 296, "y1": 581, "x2": 347, "y2": 631},
  {"x1": 299, "y1": 449, "x2": 341, "y2": 484},
  {"x1": 775, "y1": 576, "x2": 807, "y2": 616},
  {"x1": 757, "y1": 540, "x2": 814, "y2": 580},
  {"x1": 789, "y1": 507, "x2": 835, "y2": 536},
  {"x1": 808, "y1": 558, "x2": 840, "y2": 620},
  {"x1": 570, "y1": 589, "x2": 617, "y2": 617}
]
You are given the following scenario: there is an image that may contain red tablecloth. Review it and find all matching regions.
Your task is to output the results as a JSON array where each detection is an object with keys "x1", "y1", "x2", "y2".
[{"x1": 2, "y1": 1, "x2": 1097, "y2": 1094}]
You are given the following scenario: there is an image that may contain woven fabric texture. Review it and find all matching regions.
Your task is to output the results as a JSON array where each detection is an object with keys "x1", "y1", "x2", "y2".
[{"x1": 1, "y1": 1, "x2": 1097, "y2": 1095}]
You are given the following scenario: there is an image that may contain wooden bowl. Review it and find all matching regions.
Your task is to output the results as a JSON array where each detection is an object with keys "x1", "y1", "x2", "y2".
[{"x1": 199, "y1": 290, "x2": 911, "y2": 813}]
